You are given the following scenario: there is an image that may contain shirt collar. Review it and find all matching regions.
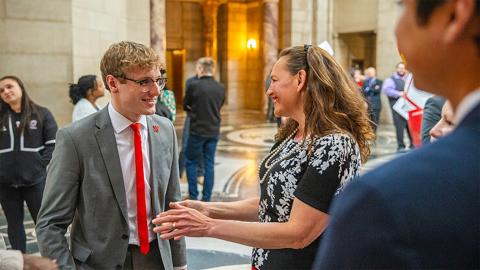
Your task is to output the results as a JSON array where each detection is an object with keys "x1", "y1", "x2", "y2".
[
  {"x1": 108, "y1": 103, "x2": 147, "y2": 134},
  {"x1": 454, "y1": 88, "x2": 480, "y2": 126}
]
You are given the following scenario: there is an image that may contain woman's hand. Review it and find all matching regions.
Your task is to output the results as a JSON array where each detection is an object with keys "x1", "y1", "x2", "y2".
[
  {"x1": 153, "y1": 202, "x2": 214, "y2": 240},
  {"x1": 175, "y1": 200, "x2": 210, "y2": 217}
]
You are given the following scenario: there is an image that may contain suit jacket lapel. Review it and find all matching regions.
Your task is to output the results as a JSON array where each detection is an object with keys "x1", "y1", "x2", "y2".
[
  {"x1": 148, "y1": 117, "x2": 169, "y2": 213},
  {"x1": 94, "y1": 108, "x2": 128, "y2": 223}
]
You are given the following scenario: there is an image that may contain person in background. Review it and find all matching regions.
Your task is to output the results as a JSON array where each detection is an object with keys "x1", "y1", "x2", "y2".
[
  {"x1": 429, "y1": 101, "x2": 454, "y2": 141},
  {"x1": 361, "y1": 67, "x2": 383, "y2": 133},
  {"x1": 69, "y1": 74, "x2": 105, "y2": 122},
  {"x1": 382, "y1": 62, "x2": 414, "y2": 152},
  {"x1": 153, "y1": 45, "x2": 374, "y2": 270},
  {"x1": 0, "y1": 75, "x2": 58, "y2": 253},
  {"x1": 183, "y1": 57, "x2": 225, "y2": 202},
  {"x1": 352, "y1": 69, "x2": 364, "y2": 89},
  {"x1": 160, "y1": 85, "x2": 176, "y2": 122},
  {"x1": 178, "y1": 74, "x2": 204, "y2": 180},
  {"x1": 420, "y1": 95, "x2": 446, "y2": 144},
  {"x1": 314, "y1": 0, "x2": 480, "y2": 268}
]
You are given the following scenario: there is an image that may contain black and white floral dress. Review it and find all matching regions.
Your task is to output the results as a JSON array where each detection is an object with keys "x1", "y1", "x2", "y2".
[{"x1": 252, "y1": 133, "x2": 361, "y2": 270}]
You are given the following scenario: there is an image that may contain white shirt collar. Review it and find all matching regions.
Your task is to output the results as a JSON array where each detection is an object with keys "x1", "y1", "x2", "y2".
[
  {"x1": 454, "y1": 88, "x2": 480, "y2": 125},
  {"x1": 108, "y1": 103, "x2": 147, "y2": 134}
]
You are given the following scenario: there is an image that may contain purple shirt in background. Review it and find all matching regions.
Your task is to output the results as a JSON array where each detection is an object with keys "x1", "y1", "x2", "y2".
[{"x1": 382, "y1": 73, "x2": 405, "y2": 98}]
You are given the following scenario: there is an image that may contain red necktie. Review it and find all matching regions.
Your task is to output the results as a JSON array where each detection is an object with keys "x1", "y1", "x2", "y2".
[{"x1": 130, "y1": 123, "x2": 149, "y2": 255}]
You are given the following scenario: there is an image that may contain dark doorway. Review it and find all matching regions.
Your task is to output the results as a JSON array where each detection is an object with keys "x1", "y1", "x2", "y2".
[{"x1": 166, "y1": 49, "x2": 185, "y2": 106}]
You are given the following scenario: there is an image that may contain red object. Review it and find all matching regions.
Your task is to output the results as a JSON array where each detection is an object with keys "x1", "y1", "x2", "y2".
[
  {"x1": 408, "y1": 108, "x2": 423, "y2": 148},
  {"x1": 403, "y1": 91, "x2": 423, "y2": 149},
  {"x1": 153, "y1": 125, "x2": 160, "y2": 133},
  {"x1": 130, "y1": 123, "x2": 150, "y2": 255}
]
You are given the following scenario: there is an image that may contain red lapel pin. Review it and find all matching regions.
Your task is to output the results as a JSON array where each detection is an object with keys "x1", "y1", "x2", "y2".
[{"x1": 153, "y1": 125, "x2": 160, "y2": 133}]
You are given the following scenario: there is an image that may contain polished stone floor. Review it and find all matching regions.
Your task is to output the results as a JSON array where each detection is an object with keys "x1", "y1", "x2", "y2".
[
  {"x1": 174, "y1": 110, "x2": 400, "y2": 202},
  {"x1": 0, "y1": 109, "x2": 404, "y2": 269}
]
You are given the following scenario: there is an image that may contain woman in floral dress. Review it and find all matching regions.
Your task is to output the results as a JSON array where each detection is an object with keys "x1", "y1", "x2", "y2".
[{"x1": 153, "y1": 45, "x2": 374, "y2": 269}]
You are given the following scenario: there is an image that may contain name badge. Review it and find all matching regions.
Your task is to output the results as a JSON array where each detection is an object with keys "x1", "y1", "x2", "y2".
[{"x1": 29, "y1": 120, "x2": 38, "y2": 130}]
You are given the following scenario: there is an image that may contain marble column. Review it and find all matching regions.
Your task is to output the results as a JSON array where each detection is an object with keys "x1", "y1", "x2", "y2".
[
  {"x1": 150, "y1": 0, "x2": 166, "y2": 64},
  {"x1": 263, "y1": 0, "x2": 279, "y2": 114},
  {"x1": 202, "y1": 0, "x2": 220, "y2": 60}
]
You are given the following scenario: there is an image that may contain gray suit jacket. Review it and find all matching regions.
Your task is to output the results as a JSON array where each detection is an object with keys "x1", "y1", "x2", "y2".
[{"x1": 36, "y1": 108, "x2": 187, "y2": 270}]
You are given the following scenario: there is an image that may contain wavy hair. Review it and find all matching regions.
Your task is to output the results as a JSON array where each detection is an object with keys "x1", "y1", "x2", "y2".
[
  {"x1": 100, "y1": 41, "x2": 163, "y2": 90},
  {"x1": 275, "y1": 46, "x2": 374, "y2": 162}
]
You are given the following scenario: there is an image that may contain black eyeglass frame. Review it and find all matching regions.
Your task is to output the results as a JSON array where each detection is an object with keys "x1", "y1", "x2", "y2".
[{"x1": 118, "y1": 76, "x2": 167, "y2": 90}]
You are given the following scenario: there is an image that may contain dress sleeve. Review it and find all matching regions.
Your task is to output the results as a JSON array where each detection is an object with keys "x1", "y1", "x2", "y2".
[{"x1": 293, "y1": 134, "x2": 360, "y2": 213}]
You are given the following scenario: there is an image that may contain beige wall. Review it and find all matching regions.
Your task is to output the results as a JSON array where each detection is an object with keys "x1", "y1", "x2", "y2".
[
  {"x1": 72, "y1": 0, "x2": 150, "y2": 119},
  {"x1": 0, "y1": 0, "x2": 150, "y2": 127},
  {"x1": 282, "y1": 0, "x2": 316, "y2": 47},
  {"x1": 376, "y1": 0, "x2": 402, "y2": 124},
  {"x1": 0, "y1": 0, "x2": 73, "y2": 126},
  {"x1": 333, "y1": 0, "x2": 377, "y2": 33}
]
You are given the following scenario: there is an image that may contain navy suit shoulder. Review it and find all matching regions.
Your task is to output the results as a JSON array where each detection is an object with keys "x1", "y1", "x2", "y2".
[{"x1": 314, "y1": 103, "x2": 480, "y2": 269}]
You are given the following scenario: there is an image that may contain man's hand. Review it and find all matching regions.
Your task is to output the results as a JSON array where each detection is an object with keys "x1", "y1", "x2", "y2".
[{"x1": 23, "y1": 255, "x2": 58, "y2": 270}]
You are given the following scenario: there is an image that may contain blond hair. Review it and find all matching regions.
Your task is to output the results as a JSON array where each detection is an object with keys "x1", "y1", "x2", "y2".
[
  {"x1": 276, "y1": 46, "x2": 374, "y2": 162},
  {"x1": 100, "y1": 41, "x2": 163, "y2": 89},
  {"x1": 197, "y1": 57, "x2": 215, "y2": 74}
]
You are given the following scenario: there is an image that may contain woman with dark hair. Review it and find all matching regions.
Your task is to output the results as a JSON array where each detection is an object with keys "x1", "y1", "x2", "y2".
[
  {"x1": 153, "y1": 45, "x2": 374, "y2": 269},
  {"x1": 69, "y1": 74, "x2": 105, "y2": 122},
  {"x1": 0, "y1": 75, "x2": 57, "y2": 253}
]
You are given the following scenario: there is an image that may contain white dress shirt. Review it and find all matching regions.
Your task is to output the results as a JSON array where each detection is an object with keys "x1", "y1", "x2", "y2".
[
  {"x1": 72, "y1": 98, "x2": 99, "y2": 122},
  {"x1": 454, "y1": 88, "x2": 480, "y2": 126},
  {"x1": 108, "y1": 103, "x2": 155, "y2": 245}
]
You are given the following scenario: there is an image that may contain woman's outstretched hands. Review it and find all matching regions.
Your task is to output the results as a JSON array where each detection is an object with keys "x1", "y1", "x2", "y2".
[{"x1": 153, "y1": 201, "x2": 213, "y2": 240}]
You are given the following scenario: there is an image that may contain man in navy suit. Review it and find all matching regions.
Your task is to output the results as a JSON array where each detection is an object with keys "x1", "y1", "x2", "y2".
[
  {"x1": 361, "y1": 67, "x2": 383, "y2": 133},
  {"x1": 314, "y1": 0, "x2": 480, "y2": 268}
]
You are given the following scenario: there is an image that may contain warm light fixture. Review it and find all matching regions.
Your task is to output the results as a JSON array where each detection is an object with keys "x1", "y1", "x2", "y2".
[{"x1": 247, "y1": 38, "x2": 257, "y2": 49}]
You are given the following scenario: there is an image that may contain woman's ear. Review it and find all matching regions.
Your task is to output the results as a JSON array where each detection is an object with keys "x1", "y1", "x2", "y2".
[{"x1": 297, "y1": 70, "x2": 307, "y2": 92}]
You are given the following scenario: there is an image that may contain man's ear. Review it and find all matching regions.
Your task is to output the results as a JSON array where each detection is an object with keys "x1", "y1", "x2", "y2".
[
  {"x1": 444, "y1": 0, "x2": 476, "y2": 44},
  {"x1": 297, "y1": 70, "x2": 307, "y2": 92},
  {"x1": 106, "y1": 75, "x2": 119, "y2": 93}
]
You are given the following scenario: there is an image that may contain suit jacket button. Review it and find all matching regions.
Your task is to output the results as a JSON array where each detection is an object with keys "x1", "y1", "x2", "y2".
[
  {"x1": 122, "y1": 234, "x2": 128, "y2": 240},
  {"x1": 115, "y1": 265, "x2": 122, "y2": 269}
]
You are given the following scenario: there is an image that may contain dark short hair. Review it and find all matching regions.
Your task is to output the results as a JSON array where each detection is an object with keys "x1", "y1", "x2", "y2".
[
  {"x1": 415, "y1": 0, "x2": 446, "y2": 25},
  {"x1": 69, "y1": 75, "x2": 97, "y2": 105},
  {"x1": 416, "y1": 0, "x2": 480, "y2": 54}
]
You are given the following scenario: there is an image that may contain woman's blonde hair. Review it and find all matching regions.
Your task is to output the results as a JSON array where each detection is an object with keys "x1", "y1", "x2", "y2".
[{"x1": 275, "y1": 45, "x2": 374, "y2": 162}]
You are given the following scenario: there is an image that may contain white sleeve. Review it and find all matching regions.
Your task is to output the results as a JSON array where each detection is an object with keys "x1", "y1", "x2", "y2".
[
  {"x1": 0, "y1": 250, "x2": 23, "y2": 270},
  {"x1": 72, "y1": 99, "x2": 98, "y2": 122}
]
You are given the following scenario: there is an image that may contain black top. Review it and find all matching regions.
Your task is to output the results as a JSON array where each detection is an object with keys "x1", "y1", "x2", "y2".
[
  {"x1": 183, "y1": 76, "x2": 224, "y2": 137},
  {"x1": 0, "y1": 106, "x2": 57, "y2": 186},
  {"x1": 361, "y1": 78, "x2": 383, "y2": 109},
  {"x1": 252, "y1": 133, "x2": 361, "y2": 270}
]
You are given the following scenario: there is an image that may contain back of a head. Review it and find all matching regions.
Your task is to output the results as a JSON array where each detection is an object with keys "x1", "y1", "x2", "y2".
[
  {"x1": 69, "y1": 75, "x2": 96, "y2": 105},
  {"x1": 197, "y1": 57, "x2": 215, "y2": 75},
  {"x1": 100, "y1": 41, "x2": 163, "y2": 90}
]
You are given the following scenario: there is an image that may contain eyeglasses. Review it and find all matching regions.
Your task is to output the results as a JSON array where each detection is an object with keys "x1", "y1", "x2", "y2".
[{"x1": 118, "y1": 76, "x2": 167, "y2": 91}]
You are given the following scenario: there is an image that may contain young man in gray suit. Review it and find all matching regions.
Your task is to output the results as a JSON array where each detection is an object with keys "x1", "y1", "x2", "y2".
[{"x1": 36, "y1": 41, "x2": 187, "y2": 270}]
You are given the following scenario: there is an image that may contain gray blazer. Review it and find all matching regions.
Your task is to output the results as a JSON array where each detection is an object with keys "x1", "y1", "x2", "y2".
[{"x1": 36, "y1": 108, "x2": 186, "y2": 270}]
